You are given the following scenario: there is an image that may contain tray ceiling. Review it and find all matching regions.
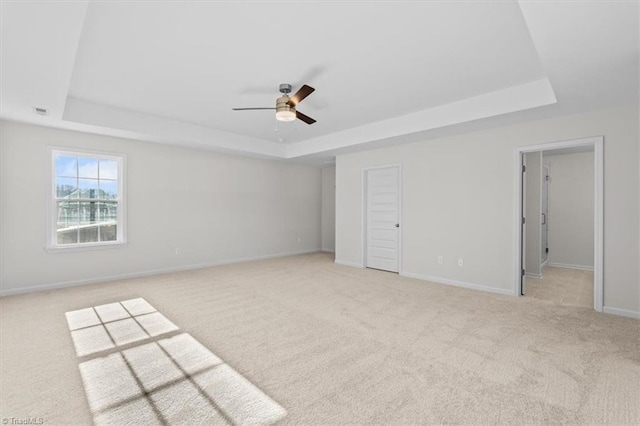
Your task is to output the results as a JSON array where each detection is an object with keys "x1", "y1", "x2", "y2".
[{"x1": 1, "y1": 1, "x2": 637, "y2": 164}]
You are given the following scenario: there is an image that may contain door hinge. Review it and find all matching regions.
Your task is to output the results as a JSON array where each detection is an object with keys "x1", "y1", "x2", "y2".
[
  {"x1": 546, "y1": 247, "x2": 549, "y2": 253},
  {"x1": 522, "y1": 268, "x2": 526, "y2": 276},
  {"x1": 522, "y1": 165, "x2": 526, "y2": 173},
  {"x1": 522, "y1": 217, "x2": 526, "y2": 225},
  {"x1": 546, "y1": 175, "x2": 550, "y2": 181}
]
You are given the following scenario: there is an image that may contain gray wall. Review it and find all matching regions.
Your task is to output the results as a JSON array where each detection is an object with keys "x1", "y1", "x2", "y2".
[
  {"x1": 525, "y1": 152, "x2": 542, "y2": 276},
  {"x1": 321, "y1": 166, "x2": 336, "y2": 252},
  {"x1": 0, "y1": 121, "x2": 322, "y2": 295},
  {"x1": 335, "y1": 105, "x2": 639, "y2": 315},
  {"x1": 545, "y1": 151, "x2": 594, "y2": 269}
]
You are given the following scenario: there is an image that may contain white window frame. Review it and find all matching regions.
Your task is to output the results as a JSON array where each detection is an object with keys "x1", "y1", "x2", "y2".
[{"x1": 47, "y1": 147, "x2": 127, "y2": 252}]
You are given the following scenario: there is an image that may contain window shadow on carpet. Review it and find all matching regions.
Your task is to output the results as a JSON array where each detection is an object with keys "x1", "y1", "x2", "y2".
[{"x1": 66, "y1": 298, "x2": 286, "y2": 425}]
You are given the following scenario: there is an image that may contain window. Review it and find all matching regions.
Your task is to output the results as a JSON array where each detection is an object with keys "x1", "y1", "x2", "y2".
[{"x1": 48, "y1": 149, "x2": 125, "y2": 250}]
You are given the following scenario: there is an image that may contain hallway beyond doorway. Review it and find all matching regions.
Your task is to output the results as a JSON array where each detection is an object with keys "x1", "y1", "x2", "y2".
[{"x1": 525, "y1": 266, "x2": 594, "y2": 308}]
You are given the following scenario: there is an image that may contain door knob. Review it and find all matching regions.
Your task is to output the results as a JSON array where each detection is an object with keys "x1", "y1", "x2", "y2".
[{"x1": 395, "y1": 224, "x2": 400, "y2": 228}]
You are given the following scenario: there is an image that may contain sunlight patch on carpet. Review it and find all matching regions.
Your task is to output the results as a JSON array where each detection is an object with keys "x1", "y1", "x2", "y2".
[
  {"x1": 135, "y1": 312, "x2": 179, "y2": 337},
  {"x1": 66, "y1": 298, "x2": 287, "y2": 425},
  {"x1": 70, "y1": 324, "x2": 115, "y2": 356},
  {"x1": 66, "y1": 307, "x2": 101, "y2": 330},
  {"x1": 94, "y1": 302, "x2": 131, "y2": 322},
  {"x1": 105, "y1": 318, "x2": 149, "y2": 346}
]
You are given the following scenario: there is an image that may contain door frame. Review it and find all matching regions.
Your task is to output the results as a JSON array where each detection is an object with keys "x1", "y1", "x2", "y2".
[
  {"x1": 514, "y1": 136, "x2": 604, "y2": 311},
  {"x1": 520, "y1": 152, "x2": 528, "y2": 294},
  {"x1": 541, "y1": 162, "x2": 550, "y2": 269},
  {"x1": 361, "y1": 164, "x2": 402, "y2": 272}
]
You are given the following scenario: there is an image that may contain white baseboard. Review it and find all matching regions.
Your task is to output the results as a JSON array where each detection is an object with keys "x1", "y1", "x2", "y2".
[
  {"x1": 547, "y1": 262, "x2": 594, "y2": 271},
  {"x1": 399, "y1": 271, "x2": 515, "y2": 296},
  {"x1": 525, "y1": 272, "x2": 543, "y2": 278},
  {"x1": 321, "y1": 248, "x2": 335, "y2": 253},
  {"x1": 334, "y1": 259, "x2": 363, "y2": 268},
  {"x1": 0, "y1": 249, "x2": 321, "y2": 298},
  {"x1": 603, "y1": 306, "x2": 640, "y2": 320}
]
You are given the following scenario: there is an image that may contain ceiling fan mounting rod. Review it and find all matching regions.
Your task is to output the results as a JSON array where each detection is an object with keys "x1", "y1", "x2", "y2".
[{"x1": 279, "y1": 83, "x2": 292, "y2": 94}]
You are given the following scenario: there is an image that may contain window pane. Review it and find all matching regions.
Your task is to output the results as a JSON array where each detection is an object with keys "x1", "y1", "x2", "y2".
[
  {"x1": 57, "y1": 201, "x2": 79, "y2": 245},
  {"x1": 56, "y1": 177, "x2": 78, "y2": 198},
  {"x1": 99, "y1": 202, "x2": 118, "y2": 242},
  {"x1": 57, "y1": 201, "x2": 78, "y2": 229},
  {"x1": 79, "y1": 201, "x2": 100, "y2": 226},
  {"x1": 98, "y1": 180, "x2": 118, "y2": 199},
  {"x1": 79, "y1": 224, "x2": 99, "y2": 243},
  {"x1": 100, "y1": 224, "x2": 117, "y2": 242},
  {"x1": 99, "y1": 201, "x2": 118, "y2": 224},
  {"x1": 58, "y1": 228, "x2": 79, "y2": 245},
  {"x1": 79, "y1": 179, "x2": 99, "y2": 199},
  {"x1": 78, "y1": 157, "x2": 98, "y2": 178},
  {"x1": 56, "y1": 155, "x2": 77, "y2": 178},
  {"x1": 99, "y1": 159, "x2": 118, "y2": 180}
]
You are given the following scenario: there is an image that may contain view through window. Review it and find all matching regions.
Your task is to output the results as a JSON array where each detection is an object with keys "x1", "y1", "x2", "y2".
[{"x1": 51, "y1": 150, "x2": 124, "y2": 247}]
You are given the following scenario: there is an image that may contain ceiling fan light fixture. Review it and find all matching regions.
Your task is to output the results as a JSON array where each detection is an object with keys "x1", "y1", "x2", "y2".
[
  {"x1": 275, "y1": 95, "x2": 296, "y2": 122},
  {"x1": 276, "y1": 109, "x2": 296, "y2": 122}
]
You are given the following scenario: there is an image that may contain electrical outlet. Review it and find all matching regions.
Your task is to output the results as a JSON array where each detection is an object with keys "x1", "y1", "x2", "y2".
[
  {"x1": 458, "y1": 258, "x2": 464, "y2": 267},
  {"x1": 437, "y1": 256, "x2": 444, "y2": 264}
]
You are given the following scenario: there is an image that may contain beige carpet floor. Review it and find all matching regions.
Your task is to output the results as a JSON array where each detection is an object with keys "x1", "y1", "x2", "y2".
[
  {"x1": 1, "y1": 253, "x2": 639, "y2": 425},
  {"x1": 525, "y1": 267, "x2": 594, "y2": 308}
]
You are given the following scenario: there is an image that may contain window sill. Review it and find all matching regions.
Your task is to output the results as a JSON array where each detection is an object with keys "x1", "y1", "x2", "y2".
[{"x1": 45, "y1": 241, "x2": 127, "y2": 253}]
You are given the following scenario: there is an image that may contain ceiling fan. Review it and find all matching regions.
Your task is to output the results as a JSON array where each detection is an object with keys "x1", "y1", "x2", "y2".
[{"x1": 232, "y1": 83, "x2": 317, "y2": 125}]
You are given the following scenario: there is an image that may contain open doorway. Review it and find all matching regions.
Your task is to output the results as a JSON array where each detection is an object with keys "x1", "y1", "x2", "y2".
[{"x1": 515, "y1": 137, "x2": 603, "y2": 311}]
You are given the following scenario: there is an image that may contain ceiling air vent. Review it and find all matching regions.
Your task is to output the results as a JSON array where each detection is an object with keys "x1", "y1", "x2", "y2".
[{"x1": 33, "y1": 107, "x2": 49, "y2": 116}]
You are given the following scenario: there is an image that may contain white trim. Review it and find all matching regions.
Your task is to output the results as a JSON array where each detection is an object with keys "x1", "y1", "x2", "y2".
[
  {"x1": 525, "y1": 273, "x2": 543, "y2": 278},
  {"x1": 0, "y1": 249, "x2": 321, "y2": 298},
  {"x1": 547, "y1": 262, "x2": 594, "y2": 271},
  {"x1": 361, "y1": 164, "x2": 402, "y2": 272},
  {"x1": 514, "y1": 136, "x2": 604, "y2": 312},
  {"x1": 602, "y1": 307, "x2": 640, "y2": 320},
  {"x1": 521, "y1": 152, "x2": 527, "y2": 293},
  {"x1": 400, "y1": 271, "x2": 515, "y2": 296},
  {"x1": 321, "y1": 248, "x2": 335, "y2": 253},
  {"x1": 514, "y1": 136, "x2": 602, "y2": 154},
  {"x1": 594, "y1": 138, "x2": 604, "y2": 312},
  {"x1": 541, "y1": 163, "x2": 550, "y2": 267},
  {"x1": 44, "y1": 241, "x2": 127, "y2": 253},
  {"x1": 334, "y1": 259, "x2": 364, "y2": 268}
]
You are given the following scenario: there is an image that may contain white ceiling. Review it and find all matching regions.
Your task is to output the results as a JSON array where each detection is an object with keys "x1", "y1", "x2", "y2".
[{"x1": 1, "y1": 1, "x2": 638, "y2": 165}]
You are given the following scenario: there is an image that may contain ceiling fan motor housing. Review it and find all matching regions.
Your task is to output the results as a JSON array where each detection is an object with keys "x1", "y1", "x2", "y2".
[{"x1": 276, "y1": 95, "x2": 296, "y2": 121}]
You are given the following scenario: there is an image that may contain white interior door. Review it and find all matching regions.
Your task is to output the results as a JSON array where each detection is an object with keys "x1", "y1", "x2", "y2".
[
  {"x1": 541, "y1": 165, "x2": 549, "y2": 264},
  {"x1": 366, "y1": 167, "x2": 400, "y2": 272}
]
